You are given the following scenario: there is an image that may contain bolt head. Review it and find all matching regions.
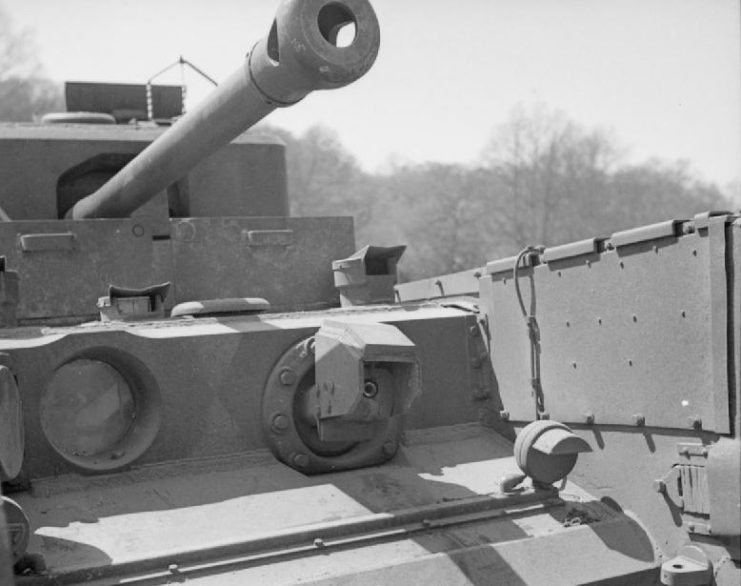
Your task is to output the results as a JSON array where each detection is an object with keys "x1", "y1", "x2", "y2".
[
  {"x1": 688, "y1": 416, "x2": 702, "y2": 430},
  {"x1": 499, "y1": 410, "x2": 510, "y2": 421},
  {"x1": 279, "y1": 368, "x2": 297, "y2": 386},
  {"x1": 584, "y1": 413, "x2": 595, "y2": 425},
  {"x1": 271, "y1": 413, "x2": 289, "y2": 432},
  {"x1": 653, "y1": 479, "x2": 666, "y2": 493},
  {"x1": 292, "y1": 453, "x2": 310, "y2": 468},
  {"x1": 633, "y1": 414, "x2": 646, "y2": 427}
]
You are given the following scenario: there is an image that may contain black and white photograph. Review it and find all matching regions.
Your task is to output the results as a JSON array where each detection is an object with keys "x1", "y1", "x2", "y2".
[{"x1": 0, "y1": 0, "x2": 739, "y2": 584}]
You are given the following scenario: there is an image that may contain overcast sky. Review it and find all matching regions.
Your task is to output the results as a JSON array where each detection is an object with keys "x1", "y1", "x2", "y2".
[{"x1": 5, "y1": 0, "x2": 740, "y2": 194}]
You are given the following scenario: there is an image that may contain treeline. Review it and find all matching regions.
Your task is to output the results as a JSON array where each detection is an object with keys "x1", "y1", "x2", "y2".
[{"x1": 259, "y1": 106, "x2": 731, "y2": 281}]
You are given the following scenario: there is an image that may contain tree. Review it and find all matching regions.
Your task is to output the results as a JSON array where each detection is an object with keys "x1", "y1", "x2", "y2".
[
  {"x1": 255, "y1": 123, "x2": 381, "y2": 245},
  {"x1": 607, "y1": 159, "x2": 729, "y2": 230},
  {"x1": 376, "y1": 163, "x2": 501, "y2": 278},
  {"x1": 481, "y1": 104, "x2": 621, "y2": 250},
  {"x1": 0, "y1": 4, "x2": 63, "y2": 121}
]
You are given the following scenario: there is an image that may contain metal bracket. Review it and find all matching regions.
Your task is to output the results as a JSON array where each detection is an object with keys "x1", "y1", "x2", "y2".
[
  {"x1": 660, "y1": 545, "x2": 712, "y2": 586},
  {"x1": 314, "y1": 320, "x2": 420, "y2": 442},
  {"x1": 610, "y1": 219, "x2": 681, "y2": 248},
  {"x1": 543, "y1": 238, "x2": 600, "y2": 263},
  {"x1": 655, "y1": 440, "x2": 741, "y2": 538},
  {"x1": 19, "y1": 232, "x2": 76, "y2": 252}
]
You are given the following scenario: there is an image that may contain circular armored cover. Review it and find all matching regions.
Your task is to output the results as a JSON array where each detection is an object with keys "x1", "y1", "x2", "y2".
[
  {"x1": 262, "y1": 336, "x2": 402, "y2": 474},
  {"x1": 0, "y1": 365, "x2": 24, "y2": 480},
  {"x1": 514, "y1": 420, "x2": 580, "y2": 485},
  {"x1": 2, "y1": 496, "x2": 30, "y2": 563},
  {"x1": 40, "y1": 353, "x2": 161, "y2": 472},
  {"x1": 42, "y1": 360, "x2": 135, "y2": 459}
]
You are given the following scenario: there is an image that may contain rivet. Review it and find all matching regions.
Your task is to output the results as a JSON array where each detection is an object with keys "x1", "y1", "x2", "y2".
[
  {"x1": 132, "y1": 224, "x2": 145, "y2": 237},
  {"x1": 619, "y1": 261, "x2": 625, "y2": 269},
  {"x1": 292, "y1": 453, "x2": 310, "y2": 468},
  {"x1": 271, "y1": 413, "x2": 289, "y2": 432},
  {"x1": 313, "y1": 537, "x2": 326, "y2": 548},
  {"x1": 633, "y1": 414, "x2": 645, "y2": 427},
  {"x1": 681, "y1": 310, "x2": 686, "y2": 318},
  {"x1": 168, "y1": 564, "x2": 179, "y2": 573},
  {"x1": 502, "y1": 278, "x2": 507, "y2": 285},
  {"x1": 279, "y1": 368, "x2": 296, "y2": 386},
  {"x1": 571, "y1": 361, "x2": 577, "y2": 368},
  {"x1": 382, "y1": 441, "x2": 397, "y2": 456},
  {"x1": 628, "y1": 359, "x2": 633, "y2": 366},
  {"x1": 585, "y1": 260, "x2": 591, "y2": 267},
  {"x1": 597, "y1": 317, "x2": 602, "y2": 325},
  {"x1": 687, "y1": 523, "x2": 695, "y2": 533},
  {"x1": 557, "y1": 271, "x2": 562, "y2": 277},
  {"x1": 692, "y1": 249, "x2": 697, "y2": 256},
  {"x1": 632, "y1": 314, "x2": 638, "y2": 322},
  {"x1": 653, "y1": 245, "x2": 659, "y2": 253},
  {"x1": 499, "y1": 410, "x2": 510, "y2": 421},
  {"x1": 584, "y1": 412, "x2": 595, "y2": 425}
]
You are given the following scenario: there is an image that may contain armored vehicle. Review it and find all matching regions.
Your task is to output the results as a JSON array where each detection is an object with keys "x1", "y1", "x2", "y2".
[{"x1": 1, "y1": 0, "x2": 739, "y2": 584}]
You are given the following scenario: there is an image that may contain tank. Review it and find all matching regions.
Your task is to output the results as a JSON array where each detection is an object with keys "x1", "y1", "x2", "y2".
[{"x1": 1, "y1": 0, "x2": 739, "y2": 584}]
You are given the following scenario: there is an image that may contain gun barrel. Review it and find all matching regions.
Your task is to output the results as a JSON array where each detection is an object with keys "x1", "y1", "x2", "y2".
[{"x1": 69, "y1": 0, "x2": 379, "y2": 219}]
